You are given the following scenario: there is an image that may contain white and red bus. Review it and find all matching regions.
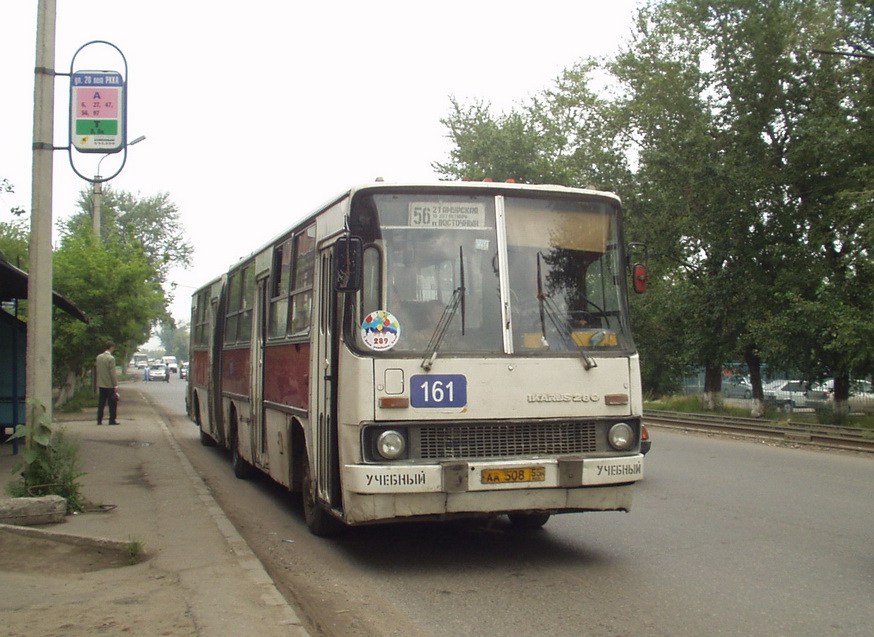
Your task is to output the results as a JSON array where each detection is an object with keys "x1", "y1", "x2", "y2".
[{"x1": 188, "y1": 181, "x2": 646, "y2": 535}]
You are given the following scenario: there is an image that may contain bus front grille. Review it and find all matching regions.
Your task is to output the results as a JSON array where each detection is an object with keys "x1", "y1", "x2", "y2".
[{"x1": 418, "y1": 421, "x2": 598, "y2": 460}]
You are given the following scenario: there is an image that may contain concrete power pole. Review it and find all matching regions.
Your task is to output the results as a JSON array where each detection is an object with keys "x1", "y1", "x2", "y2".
[{"x1": 27, "y1": 0, "x2": 57, "y2": 426}]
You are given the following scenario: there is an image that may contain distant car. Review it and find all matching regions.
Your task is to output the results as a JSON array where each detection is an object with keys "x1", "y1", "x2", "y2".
[
  {"x1": 848, "y1": 383, "x2": 874, "y2": 413},
  {"x1": 810, "y1": 379, "x2": 874, "y2": 413},
  {"x1": 162, "y1": 356, "x2": 179, "y2": 374},
  {"x1": 179, "y1": 362, "x2": 189, "y2": 380},
  {"x1": 763, "y1": 380, "x2": 824, "y2": 411},
  {"x1": 722, "y1": 376, "x2": 753, "y2": 399},
  {"x1": 148, "y1": 363, "x2": 169, "y2": 382}
]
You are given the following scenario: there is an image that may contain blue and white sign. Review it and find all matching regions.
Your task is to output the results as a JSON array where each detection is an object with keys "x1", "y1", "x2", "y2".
[{"x1": 411, "y1": 374, "x2": 467, "y2": 408}]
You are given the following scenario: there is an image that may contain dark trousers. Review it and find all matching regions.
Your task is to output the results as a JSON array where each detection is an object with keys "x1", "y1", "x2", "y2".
[{"x1": 97, "y1": 387, "x2": 117, "y2": 424}]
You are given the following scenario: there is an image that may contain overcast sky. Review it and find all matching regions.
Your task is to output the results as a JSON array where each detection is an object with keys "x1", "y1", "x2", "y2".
[{"x1": 1, "y1": 1, "x2": 639, "y2": 323}]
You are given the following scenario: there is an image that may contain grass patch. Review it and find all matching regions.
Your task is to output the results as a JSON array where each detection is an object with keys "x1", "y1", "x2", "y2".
[
  {"x1": 645, "y1": 394, "x2": 874, "y2": 429},
  {"x1": 644, "y1": 394, "x2": 755, "y2": 417},
  {"x1": 125, "y1": 536, "x2": 146, "y2": 565},
  {"x1": 56, "y1": 386, "x2": 98, "y2": 413}
]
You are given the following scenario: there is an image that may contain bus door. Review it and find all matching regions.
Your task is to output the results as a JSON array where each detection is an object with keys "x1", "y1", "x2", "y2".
[
  {"x1": 250, "y1": 274, "x2": 269, "y2": 469},
  {"x1": 314, "y1": 249, "x2": 341, "y2": 511},
  {"x1": 209, "y1": 287, "x2": 226, "y2": 445}
]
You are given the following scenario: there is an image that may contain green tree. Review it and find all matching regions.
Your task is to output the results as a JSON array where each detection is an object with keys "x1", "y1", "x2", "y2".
[
  {"x1": 1, "y1": 177, "x2": 26, "y2": 217},
  {"x1": 158, "y1": 319, "x2": 190, "y2": 362},
  {"x1": 1, "y1": 178, "x2": 29, "y2": 267},
  {"x1": 749, "y1": 6, "x2": 874, "y2": 410},
  {"x1": 435, "y1": 60, "x2": 632, "y2": 191},
  {"x1": 609, "y1": 0, "x2": 874, "y2": 412},
  {"x1": 68, "y1": 186, "x2": 192, "y2": 284},
  {"x1": 0, "y1": 217, "x2": 29, "y2": 268},
  {"x1": 52, "y1": 217, "x2": 166, "y2": 391},
  {"x1": 58, "y1": 185, "x2": 193, "y2": 383},
  {"x1": 609, "y1": 0, "x2": 786, "y2": 410}
]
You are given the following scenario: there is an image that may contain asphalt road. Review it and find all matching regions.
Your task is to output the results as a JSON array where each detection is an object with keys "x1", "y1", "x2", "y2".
[{"x1": 141, "y1": 376, "x2": 874, "y2": 637}]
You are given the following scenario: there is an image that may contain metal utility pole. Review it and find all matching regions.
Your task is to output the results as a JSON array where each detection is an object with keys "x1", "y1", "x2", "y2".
[
  {"x1": 92, "y1": 179, "x2": 102, "y2": 237},
  {"x1": 91, "y1": 135, "x2": 144, "y2": 240},
  {"x1": 27, "y1": 0, "x2": 57, "y2": 425}
]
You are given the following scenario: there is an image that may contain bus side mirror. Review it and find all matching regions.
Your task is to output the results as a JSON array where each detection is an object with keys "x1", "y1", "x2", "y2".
[{"x1": 334, "y1": 236, "x2": 363, "y2": 292}]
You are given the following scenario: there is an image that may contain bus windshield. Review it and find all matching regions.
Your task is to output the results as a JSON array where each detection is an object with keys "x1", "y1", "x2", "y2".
[{"x1": 349, "y1": 190, "x2": 633, "y2": 357}]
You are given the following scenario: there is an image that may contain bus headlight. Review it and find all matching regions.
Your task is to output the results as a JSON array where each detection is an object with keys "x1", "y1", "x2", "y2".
[
  {"x1": 376, "y1": 430, "x2": 406, "y2": 460},
  {"x1": 608, "y1": 422, "x2": 635, "y2": 451}
]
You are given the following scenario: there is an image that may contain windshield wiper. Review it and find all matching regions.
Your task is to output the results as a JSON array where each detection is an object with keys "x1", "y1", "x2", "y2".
[
  {"x1": 421, "y1": 246, "x2": 466, "y2": 370},
  {"x1": 536, "y1": 252, "x2": 597, "y2": 371}
]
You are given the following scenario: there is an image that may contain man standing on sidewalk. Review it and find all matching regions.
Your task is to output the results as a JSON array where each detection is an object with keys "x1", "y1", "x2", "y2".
[{"x1": 96, "y1": 341, "x2": 120, "y2": 425}]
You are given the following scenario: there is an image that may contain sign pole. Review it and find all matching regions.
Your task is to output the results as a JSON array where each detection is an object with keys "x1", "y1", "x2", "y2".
[{"x1": 27, "y1": 0, "x2": 57, "y2": 427}]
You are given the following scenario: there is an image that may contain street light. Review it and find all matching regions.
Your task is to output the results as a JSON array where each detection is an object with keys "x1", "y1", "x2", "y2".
[{"x1": 92, "y1": 135, "x2": 146, "y2": 237}]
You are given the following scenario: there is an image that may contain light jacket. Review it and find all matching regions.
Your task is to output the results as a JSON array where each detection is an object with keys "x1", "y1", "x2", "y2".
[{"x1": 96, "y1": 350, "x2": 118, "y2": 389}]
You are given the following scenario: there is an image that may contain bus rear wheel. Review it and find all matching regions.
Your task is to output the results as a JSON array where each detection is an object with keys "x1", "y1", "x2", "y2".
[
  {"x1": 508, "y1": 512, "x2": 551, "y2": 530},
  {"x1": 301, "y1": 454, "x2": 343, "y2": 537}
]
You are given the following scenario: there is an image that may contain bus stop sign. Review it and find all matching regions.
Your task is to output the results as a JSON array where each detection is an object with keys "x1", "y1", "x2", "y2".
[{"x1": 70, "y1": 70, "x2": 125, "y2": 153}]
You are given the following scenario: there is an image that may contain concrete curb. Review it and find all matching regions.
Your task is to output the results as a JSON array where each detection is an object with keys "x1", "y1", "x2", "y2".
[
  {"x1": 0, "y1": 494, "x2": 66, "y2": 526},
  {"x1": 150, "y1": 400, "x2": 308, "y2": 629},
  {"x1": 0, "y1": 521, "x2": 132, "y2": 553}
]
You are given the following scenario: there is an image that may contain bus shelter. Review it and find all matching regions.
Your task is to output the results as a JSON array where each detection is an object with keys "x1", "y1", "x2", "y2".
[{"x1": 1, "y1": 257, "x2": 87, "y2": 453}]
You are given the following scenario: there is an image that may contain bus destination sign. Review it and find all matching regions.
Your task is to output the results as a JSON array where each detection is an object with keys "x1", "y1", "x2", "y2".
[
  {"x1": 71, "y1": 71, "x2": 125, "y2": 153},
  {"x1": 408, "y1": 202, "x2": 486, "y2": 229}
]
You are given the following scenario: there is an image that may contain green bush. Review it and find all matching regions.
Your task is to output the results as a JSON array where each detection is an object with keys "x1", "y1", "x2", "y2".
[
  {"x1": 7, "y1": 401, "x2": 86, "y2": 513},
  {"x1": 57, "y1": 385, "x2": 98, "y2": 413}
]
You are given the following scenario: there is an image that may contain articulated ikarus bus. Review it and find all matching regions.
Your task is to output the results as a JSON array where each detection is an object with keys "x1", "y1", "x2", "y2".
[{"x1": 188, "y1": 181, "x2": 647, "y2": 535}]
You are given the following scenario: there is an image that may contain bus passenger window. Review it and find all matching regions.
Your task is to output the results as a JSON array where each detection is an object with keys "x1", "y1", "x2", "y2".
[
  {"x1": 288, "y1": 226, "x2": 316, "y2": 336},
  {"x1": 270, "y1": 240, "x2": 292, "y2": 338}
]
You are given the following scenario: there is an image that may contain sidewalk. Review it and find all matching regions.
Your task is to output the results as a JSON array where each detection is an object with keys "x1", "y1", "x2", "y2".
[{"x1": 0, "y1": 384, "x2": 313, "y2": 637}]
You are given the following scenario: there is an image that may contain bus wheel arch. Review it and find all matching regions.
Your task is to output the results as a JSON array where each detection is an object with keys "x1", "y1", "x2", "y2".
[
  {"x1": 301, "y1": 450, "x2": 343, "y2": 537},
  {"x1": 230, "y1": 404, "x2": 256, "y2": 479},
  {"x1": 194, "y1": 393, "x2": 216, "y2": 447}
]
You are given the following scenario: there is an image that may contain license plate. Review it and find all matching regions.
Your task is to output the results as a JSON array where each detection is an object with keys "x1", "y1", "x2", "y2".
[{"x1": 481, "y1": 467, "x2": 546, "y2": 485}]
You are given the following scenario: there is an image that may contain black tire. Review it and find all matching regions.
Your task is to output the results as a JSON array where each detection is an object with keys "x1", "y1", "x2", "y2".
[
  {"x1": 231, "y1": 424, "x2": 256, "y2": 479},
  {"x1": 199, "y1": 427, "x2": 216, "y2": 447},
  {"x1": 301, "y1": 453, "x2": 343, "y2": 537},
  {"x1": 743, "y1": 390, "x2": 751, "y2": 399},
  {"x1": 508, "y1": 512, "x2": 551, "y2": 530},
  {"x1": 195, "y1": 402, "x2": 216, "y2": 447}
]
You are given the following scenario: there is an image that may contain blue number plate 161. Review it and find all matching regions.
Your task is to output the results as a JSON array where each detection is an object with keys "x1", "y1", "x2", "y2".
[{"x1": 410, "y1": 375, "x2": 467, "y2": 408}]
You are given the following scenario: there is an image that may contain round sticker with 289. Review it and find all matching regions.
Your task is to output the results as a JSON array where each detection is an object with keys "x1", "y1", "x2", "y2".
[{"x1": 361, "y1": 311, "x2": 401, "y2": 351}]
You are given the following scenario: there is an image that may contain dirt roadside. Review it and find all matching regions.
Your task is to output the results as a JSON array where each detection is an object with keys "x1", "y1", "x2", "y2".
[
  {"x1": 0, "y1": 387, "x2": 311, "y2": 637},
  {"x1": 0, "y1": 465, "x2": 201, "y2": 636}
]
